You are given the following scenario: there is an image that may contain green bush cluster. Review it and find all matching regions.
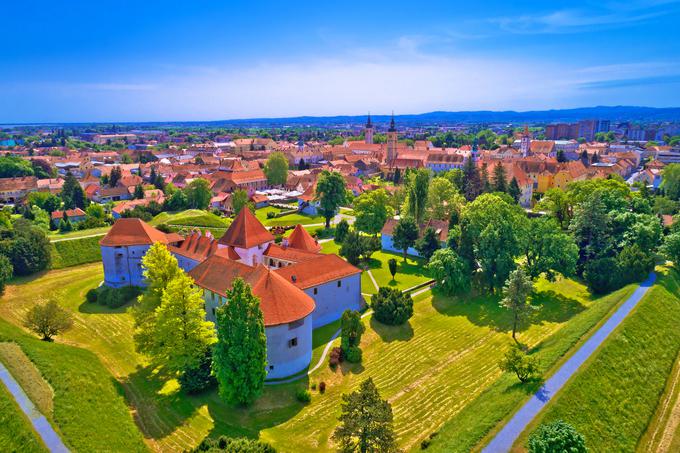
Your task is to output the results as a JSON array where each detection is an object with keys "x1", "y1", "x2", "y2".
[{"x1": 87, "y1": 285, "x2": 142, "y2": 308}]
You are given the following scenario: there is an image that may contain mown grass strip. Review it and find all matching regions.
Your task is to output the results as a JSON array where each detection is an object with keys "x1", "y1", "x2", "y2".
[
  {"x1": 0, "y1": 377, "x2": 47, "y2": 453},
  {"x1": 50, "y1": 235, "x2": 102, "y2": 269},
  {"x1": 0, "y1": 342, "x2": 54, "y2": 417}
]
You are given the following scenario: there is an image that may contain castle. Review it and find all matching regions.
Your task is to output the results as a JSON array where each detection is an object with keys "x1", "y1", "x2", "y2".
[{"x1": 100, "y1": 208, "x2": 363, "y2": 378}]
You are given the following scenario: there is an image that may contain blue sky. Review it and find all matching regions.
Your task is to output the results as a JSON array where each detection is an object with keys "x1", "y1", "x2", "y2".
[{"x1": 2, "y1": 0, "x2": 680, "y2": 122}]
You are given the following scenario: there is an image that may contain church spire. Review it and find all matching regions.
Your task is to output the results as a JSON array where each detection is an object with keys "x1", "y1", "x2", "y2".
[
  {"x1": 388, "y1": 112, "x2": 396, "y2": 132},
  {"x1": 366, "y1": 112, "x2": 372, "y2": 128}
]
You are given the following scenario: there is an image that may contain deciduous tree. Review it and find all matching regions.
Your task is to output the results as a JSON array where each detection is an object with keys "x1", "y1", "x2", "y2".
[
  {"x1": 263, "y1": 151, "x2": 289, "y2": 186},
  {"x1": 392, "y1": 217, "x2": 419, "y2": 262},
  {"x1": 414, "y1": 226, "x2": 440, "y2": 262},
  {"x1": 426, "y1": 248, "x2": 469, "y2": 295},
  {"x1": 371, "y1": 287, "x2": 413, "y2": 326},
  {"x1": 316, "y1": 170, "x2": 347, "y2": 228},
  {"x1": 500, "y1": 267, "x2": 535, "y2": 342},
  {"x1": 528, "y1": 420, "x2": 587, "y2": 453},
  {"x1": 354, "y1": 189, "x2": 392, "y2": 235},
  {"x1": 24, "y1": 298, "x2": 73, "y2": 341}
]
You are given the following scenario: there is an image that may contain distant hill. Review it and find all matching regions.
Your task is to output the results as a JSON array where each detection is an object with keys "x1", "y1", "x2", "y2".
[
  {"x1": 4, "y1": 106, "x2": 680, "y2": 128},
  {"x1": 216, "y1": 106, "x2": 680, "y2": 127}
]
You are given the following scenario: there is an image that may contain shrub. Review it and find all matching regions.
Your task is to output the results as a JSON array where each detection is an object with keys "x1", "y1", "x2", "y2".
[
  {"x1": 86, "y1": 288, "x2": 98, "y2": 303},
  {"x1": 319, "y1": 381, "x2": 326, "y2": 394},
  {"x1": 329, "y1": 347, "x2": 343, "y2": 368},
  {"x1": 421, "y1": 432, "x2": 438, "y2": 449},
  {"x1": 498, "y1": 344, "x2": 540, "y2": 383},
  {"x1": 528, "y1": 420, "x2": 587, "y2": 453},
  {"x1": 156, "y1": 223, "x2": 172, "y2": 233},
  {"x1": 192, "y1": 435, "x2": 276, "y2": 452},
  {"x1": 344, "y1": 346, "x2": 362, "y2": 363},
  {"x1": 388, "y1": 258, "x2": 397, "y2": 280},
  {"x1": 95, "y1": 285, "x2": 142, "y2": 308},
  {"x1": 295, "y1": 388, "x2": 311, "y2": 403},
  {"x1": 179, "y1": 350, "x2": 217, "y2": 394},
  {"x1": 266, "y1": 211, "x2": 277, "y2": 219},
  {"x1": 310, "y1": 382, "x2": 317, "y2": 390},
  {"x1": 371, "y1": 287, "x2": 414, "y2": 325}
]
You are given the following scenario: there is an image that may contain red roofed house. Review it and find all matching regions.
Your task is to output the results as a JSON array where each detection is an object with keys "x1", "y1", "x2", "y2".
[{"x1": 50, "y1": 208, "x2": 87, "y2": 227}]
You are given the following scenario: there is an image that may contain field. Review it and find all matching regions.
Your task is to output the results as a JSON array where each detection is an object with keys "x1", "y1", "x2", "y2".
[
  {"x1": 0, "y1": 262, "x2": 641, "y2": 452},
  {"x1": 512, "y1": 269, "x2": 680, "y2": 452},
  {"x1": 150, "y1": 209, "x2": 231, "y2": 229},
  {"x1": 48, "y1": 225, "x2": 111, "y2": 240},
  {"x1": 50, "y1": 235, "x2": 102, "y2": 269},
  {"x1": 0, "y1": 377, "x2": 46, "y2": 453},
  {"x1": 255, "y1": 206, "x2": 325, "y2": 226}
]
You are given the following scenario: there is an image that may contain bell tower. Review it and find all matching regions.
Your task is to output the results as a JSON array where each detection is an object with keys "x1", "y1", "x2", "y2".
[
  {"x1": 365, "y1": 113, "x2": 374, "y2": 144},
  {"x1": 520, "y1": 125, "x2": 531, "y2": 157},
  {"x1": 386, "y1": 112, "x2": 397, "y2": 164}
]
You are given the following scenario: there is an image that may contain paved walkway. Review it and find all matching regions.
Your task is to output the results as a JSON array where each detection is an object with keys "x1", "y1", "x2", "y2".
[
  {"x1": 49, "y1": 232, "x2": 107, "y2": 243},
  {"x1": 0, "y1": 361, "x2": 69, "y2": 452},
  {"x1": 483, "y1": 272, "x2": 657, "y2": 453}
]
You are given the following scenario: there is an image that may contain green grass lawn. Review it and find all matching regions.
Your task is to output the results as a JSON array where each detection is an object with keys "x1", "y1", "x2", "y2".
[
  {"x1": 256, "y1": 206, "x2": 325, "y2": 227},
  {"x1": 0, "y1": 262, "x2": 644, "y2": 452},
  {"x1": 150, "y1": 209, "x2": 231, "y2": 229},
  {"x1": 512, "y1": 268, "x2": 680, "y2": 453},
  {"x1": 0, "y1": 379, "x2": 46, "y2": 453},
  {"x1": 48, "y1": 225, "x2": 111, "y2": 240},
  {"x1": 50, "y1": 235, "x2": 102, "y2": 269}
]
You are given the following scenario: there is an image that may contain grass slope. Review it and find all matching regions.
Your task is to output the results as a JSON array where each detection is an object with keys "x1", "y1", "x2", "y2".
[
  {"x1": 427, "y1": 278, "x2": 636, "y2": 452},
  {"x1": 514, "y1": 268, "x2": 680, "y2": 452},
  {"x1": 151, "y1": 210, "x2": 231, "y2": 228},
  {"x1": 0, "y1": 379, "x2": 46, "y2": 453},
  {"x1": 0, "y1": 318, "x2": 147, "y2": 452},
  {"x1": 0, "y1": 342, "x2": 54, "y2": 417},
  {"x1": 50, "y1": 235, "x2": 102, "y2": 269}
]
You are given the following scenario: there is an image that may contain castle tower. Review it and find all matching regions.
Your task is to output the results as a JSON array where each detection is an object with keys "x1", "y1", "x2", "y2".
[
  {"x1": 520, "y1": 125, "x2": 531, "y2": 157},
  {"x1": 386, "y1": 112, "x2": 397, "y2": 164},
  {"x1": 365, "y1": 113, "x2": 374, "y2": 144}
]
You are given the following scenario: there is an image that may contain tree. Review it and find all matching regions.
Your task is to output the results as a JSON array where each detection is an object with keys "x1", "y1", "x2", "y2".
[
  {"x1": 341, "y1": 310, "x2": 365, "y2": 363},
  {"x1": 0, "y1": 155, "x2": 34, "y2": 177},
  {"x1": 184, "y1": 178, "x2": 212, "y2": 210},
  {"x1": 426, "y1": 177, "x2": 464, "y2": 222},
  {"x1": 354, "y1": 189, "x2": 392, "y2": 235},
  {"x1": 426, "y1": 248, "x2": 470, "y2": 295},
  {"x1": 569, "y1": 192, "x2": 612, "y2": 272},
  {"x1": 263, "y1": 151, "x2": 289, "y2": 186},
  {"x1": 131, "y1": 243, "x2": 181, "y2": 354},
  {"x1": 462, "y1": 156, "x2": 482, "y2": 201},
  {"x1": 315, "y1": 170, "x2": 347, "y2": 228},
  {"x1": 461, "y1": 194, "x2": 527, "y2": 292},
  {"x1": 0, "y1": 254, "x2": 12, "y2": 296},
  {"x1": 232, "y1": 189, "x2": 251, "y2": 215},
  {"x1": 523, "y1": 217, "x2": 578, "y2": 280},
  {"x1": 498, "y1": 344, "x2": 539, "y2": 383},
  {"x1": 134, "y1": 184, "x2": 145, "y2": 199},
  {"x1": 24, "y1": 298, "x2": 73, "y2": 341},
  {"x1": 30, "y1": 205, "x2": 50, "y2": 231},
  {"x1": 359, "y1": 235, "x2": 381, "y2": 262},
  {"x1": 371, "y1": 287, "x2": 413, "y2": 326},
  {"x1": 414, "y1": 227, "x2": 440, "y2": 262},
  {"x1": 508, "y1": 177, "x2": 521, "y2": 203},
  {"x1": 392, "y1": 217, "x2": 419, "y2": 262},
  {"x1": 335, "y1": 219, "x2": 350, "y2": 243},
  {"x1": 146, "y1": 273, "x2": 216, "y2": 373},
  {"x1": 86, "y1": 203, "x2": 105, "y2": 219},
  {"x1": 109, "y1": 166, "x2": 122, "y2": 187},
  {"x1": 536, "y1": 188, "x2": 572, "y2": 229},
  {"x1": 0, "y1": 224, "x2": 51, "y2": 275},
  {"x1": 492, "y1": 163, "x2": 507, "y2": 193},
  {"x1": 340, "y1": 230, "x2": 364, "y2": 265},
  {"x1": 405, "y1": 168, "x2": 430, "y2": 224},
  {"x1": 528, "y1": 420, "x2": 587, "y2": 453},
  {"x1": 662, "y1": 232, "x2": 680, "y2": 269},
  {"x1": 556, "y1": 149, "x2": 567, "y2": 163},
  {"x1": 213, "y1": 278, "x2": 267, "y2": 406},
  {"x1": 388, "y1": 258, "x2": 397, "y2": 281},
  {"x1": 60, "y1": 172, "x2": 86, "y2": 209},
  {"x1": 500, "y1": 267, "x2": 535, "y2": 342},
  {"x1": 332, "y1": 378, "x2": 398, "y2": 453},
  {"x1": 192, "y1": 436, "x2": 276, "y2": 453},
  {"x1": 480, "y1": 163, "x2": 492, "y2": 193}
]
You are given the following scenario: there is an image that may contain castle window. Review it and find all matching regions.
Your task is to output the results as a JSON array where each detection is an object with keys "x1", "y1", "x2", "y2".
[
  {"x1": 337, "y1": 280, "x2": 342, "y2": 288},
  {"x1": 269, "y1": 365, "x2": 274, "y2": 370},
  {"x1": 313, "y1": 288, "x2": 318, "y2": 295},
  {"x1": 212, "y1": 307, "x2": 215, "y2": 316},
  {"x1": 288, "y1": 338, "x2": 298, "y2": 348}
]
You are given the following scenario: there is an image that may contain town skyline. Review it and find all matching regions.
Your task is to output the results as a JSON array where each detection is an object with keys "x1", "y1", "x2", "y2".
[{"x1": 3, "y1": 0, "x2": 680, "y2": 122}]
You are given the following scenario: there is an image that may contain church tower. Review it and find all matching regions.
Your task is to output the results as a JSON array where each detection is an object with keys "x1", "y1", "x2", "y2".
[
  {"x1": 520, "y1": 125, "x2": 531, "y2": 157},
  {"x1": 365, "y1": 113, "x2": 374, "y2": 144},
  {"x1": 386, "y1": 113, "x2": 397, "y2": 164},
  {"x1": 471, "y1": 136, "x2": 479, "y2": 162}
]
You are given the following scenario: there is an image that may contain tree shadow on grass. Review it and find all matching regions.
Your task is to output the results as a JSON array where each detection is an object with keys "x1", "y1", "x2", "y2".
[
  {"x1": 369, "y1": 317, "x2": 414, "y2": 343},
  {"x1": 504, "y1": 376, "x2": 545, "y2": 396},
  {"x1": 124, "y1": 364, "x2": 308, "y2": 444},
  {"x1": 529, "y1": 290, "x2": 586, "y2": 325},
  {"x1": 78, "y1": 300, "x2": 131, "y2": 314},
  {"x1": 339, "y1": 359, "x2": 365, "y2": 376}
]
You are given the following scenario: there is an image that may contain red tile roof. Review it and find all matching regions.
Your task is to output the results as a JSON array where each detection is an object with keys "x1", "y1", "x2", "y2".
[
  {"x1": 168, "y1": 230, "x2": 219, "y2": 262},
  {"x1": 100, "y1": 218, "x2": 175, "y2": 246},
  {"x1": 51, "y1": 208, "x2": 86, "y2": 220},
  {"x1": 263, "y1": 243, "x2": 320, "y2": 263},
  {"x1": 287, "y1": 224, "x2": 322, "y2": 252},
  {"x1": 275, "y1": 254, "x2": 361, "y2": 289},
  {"x1": 188, "y1": 256, "x2": 315, "y2": 326},
  {"x1": 218, "y1": 207, "x2": 274, "y2": 249}
]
